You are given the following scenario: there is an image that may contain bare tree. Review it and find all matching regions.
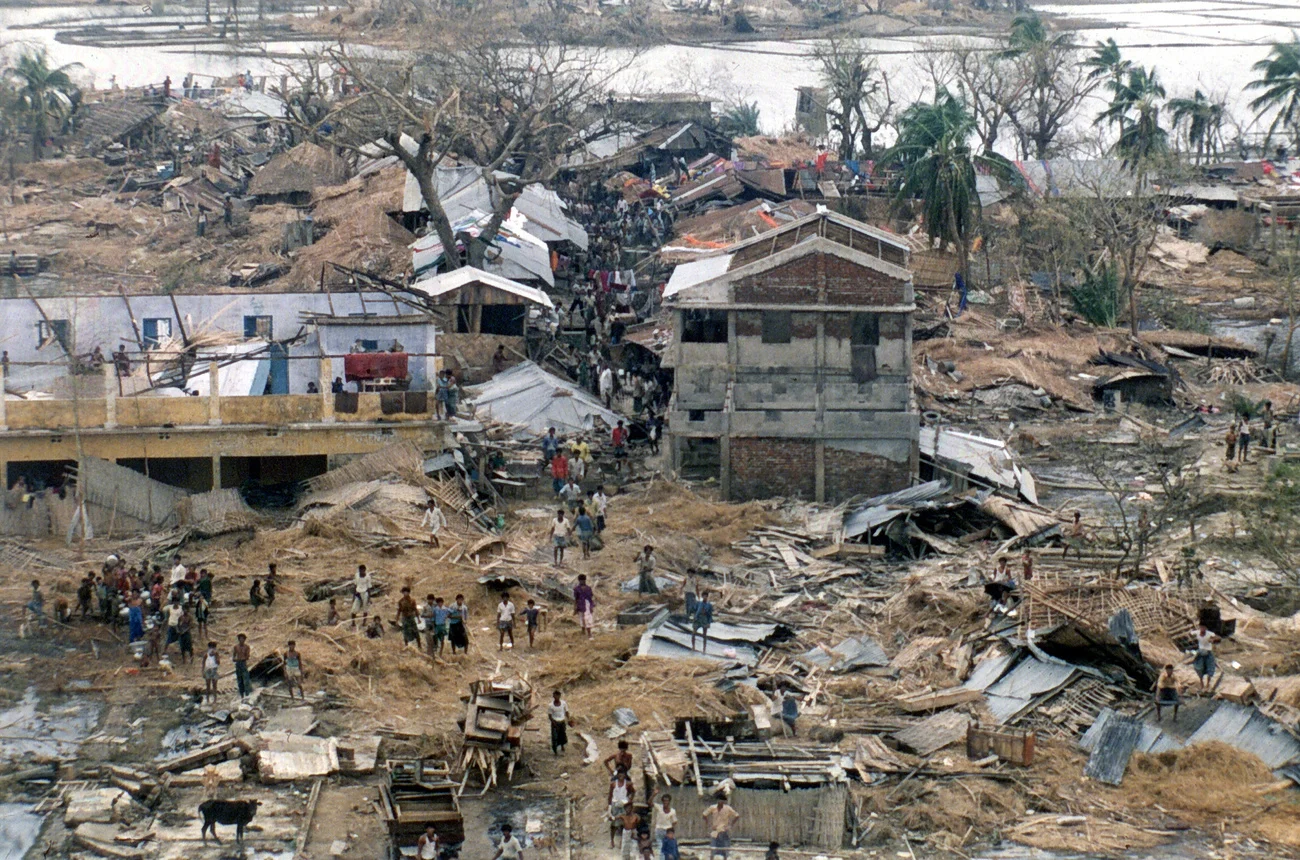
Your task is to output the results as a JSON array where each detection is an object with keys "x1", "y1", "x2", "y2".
[
  {"x1": 996, "y1": 16, "x2": 1096, "y2": 159},
  {"x1": 920, "y1": 39, "x2": 1026, "y2": 154},
  {"x1": 813, "y1": 37, "x2": 895, "y2": 160},
  {"x1": 1060, "y1": 133, "x2": 1179, "y2": 336},
  {"x1": 1079, "y1": 443, "x2": 1203, "y2": 581},
  {"x1": 287, "y1": 28, "x2": 634, "y2": 271}
]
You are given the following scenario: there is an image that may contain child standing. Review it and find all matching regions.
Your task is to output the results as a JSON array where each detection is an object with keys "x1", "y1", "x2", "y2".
[{"x1": 203, "y1": 642, "x2": 220, "y2": 704}]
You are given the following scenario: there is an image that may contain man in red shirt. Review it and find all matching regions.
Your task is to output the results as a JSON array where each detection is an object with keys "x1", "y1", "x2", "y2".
[
  {"x1": 551, "y1": 450, "x2": 569, "y2": 496},
  {"x1": 612, "y1": 420, "x2": 628, "y2": 473}
]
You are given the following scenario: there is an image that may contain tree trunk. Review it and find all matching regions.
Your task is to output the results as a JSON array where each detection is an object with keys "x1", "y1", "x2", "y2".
[
  {"x1": 1127, "y1": 275, "x2": 1139, "y2": 337},
  {"x1": 391, "y1": 134, "x2": 462, "y2": 271}
]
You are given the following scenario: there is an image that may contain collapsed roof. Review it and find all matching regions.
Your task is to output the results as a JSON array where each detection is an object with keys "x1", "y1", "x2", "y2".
[{"x1": 466, "y1": 360, "x2": 623, "y2": 436}]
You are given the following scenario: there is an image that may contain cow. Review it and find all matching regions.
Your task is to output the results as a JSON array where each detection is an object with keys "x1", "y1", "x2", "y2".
[{"x1": 198, "y1": 798, "x2": 260, "y2": 844}]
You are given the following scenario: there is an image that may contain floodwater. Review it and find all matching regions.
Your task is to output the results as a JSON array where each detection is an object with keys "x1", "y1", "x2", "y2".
[
  {"x1": 0, "y1": 803, "x2": 44, "y2": 860},
  {"x1": 0, "y1": 686, "x2": 101, "y2": 762},
  {"x1": 3, "y1": 0, "x2": 1299, "y2": 135}
]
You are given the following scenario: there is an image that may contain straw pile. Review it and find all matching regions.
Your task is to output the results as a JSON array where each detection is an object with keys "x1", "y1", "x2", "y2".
[
  {"x1": 284, "y1": 166, "x2": 412, "y2": 287},
  {"x1": 1005, "y1": 814, "x2": 1166, "y2": 854},
  {"x1": 1123, "y1": 741, "x2": 1277, "y2": 817}
]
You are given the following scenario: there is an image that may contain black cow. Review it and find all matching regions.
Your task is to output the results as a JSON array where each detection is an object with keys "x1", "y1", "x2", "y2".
[{"x1": 198, "y1": 798, "x2": 260, "y2": 844}]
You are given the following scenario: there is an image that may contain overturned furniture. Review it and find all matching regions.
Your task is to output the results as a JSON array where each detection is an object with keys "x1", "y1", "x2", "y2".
[
  {"x1": 456, "y1": 678, "x2": 534, "y2": 794},
  {"x1": 378, "y1": 758, "x2": 465, "y2": 851}
]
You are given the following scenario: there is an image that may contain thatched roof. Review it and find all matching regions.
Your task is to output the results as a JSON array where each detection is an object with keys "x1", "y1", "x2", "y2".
[
  {"x1": 248, "y1": 141, "x2": 350, "y2": 196},
  {"x1": 74, "y1": 100, "x2": 162, "y2": 144}
]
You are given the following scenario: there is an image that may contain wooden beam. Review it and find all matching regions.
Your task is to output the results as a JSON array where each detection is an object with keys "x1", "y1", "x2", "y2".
[{"x1": 684, "y1": 721, "x2": 704, "y2": 797}]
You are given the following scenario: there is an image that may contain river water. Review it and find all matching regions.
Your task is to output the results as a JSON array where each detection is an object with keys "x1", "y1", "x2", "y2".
[{"x1": 3, "y1": 1, "x2": 1300, "y2": 135}]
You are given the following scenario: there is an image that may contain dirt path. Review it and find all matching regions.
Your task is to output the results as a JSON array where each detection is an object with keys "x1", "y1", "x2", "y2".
[{"x1": 300, "y1": 782, "x2": 391, "y2": 859}]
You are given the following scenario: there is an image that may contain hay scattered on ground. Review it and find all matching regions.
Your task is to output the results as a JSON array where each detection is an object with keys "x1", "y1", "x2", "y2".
[{"x1": 1123, "y1": 741, "x2": 1274, "y2": 816}]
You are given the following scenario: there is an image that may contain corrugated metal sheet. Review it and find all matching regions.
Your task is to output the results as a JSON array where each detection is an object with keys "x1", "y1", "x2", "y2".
[
  {"x1": 842, "y1": 479, "x2": 950, "y2": 539},
  {"x1": 411, "y1": 265, "x2": 555, "y2": 309},
  {"x1": 663, "y1": 254, "x2": 734, "y2": 299},
  {"x1": 919, "y1": 426, "x2": 1037, "y2": 504},
  {"x1": 1080, "y1": 707, "x2": 1182, "y2": 756},
  {"x1": 466, "y1": 360, "x2": 624, "y2": 437},
  {"x1": 1187, "y1": 702, "x2": 1300, "y2": 769},
  {"x1": 801, "y1": 636, "x2": 889, "y2": 672},
  {"x1": 636, "y1": 623, "x2": 759, "y2": 665},
  {"x1": 964, "y1": 652, "x2": 1019, "y2": 692},
  {"x1": 981, "y1": 655, "x2": 1079, "y2": 724},
  {"x1": 635, "y1": 614, "x2": 789, "y2": 666},
  {"x1": 1083, "y1": 713, "x2": 1143, "y2": 785},
  {"x1": 513, "y1": 185, "x2": 589, "y2": 250}
]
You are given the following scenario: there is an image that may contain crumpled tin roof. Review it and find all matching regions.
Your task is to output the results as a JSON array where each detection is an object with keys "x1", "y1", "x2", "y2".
[
  {"x1": 1186, "y1": 702, "x2": 1300, "y2": 769},
  {"x1": 842, "y1": 479, "x2": 950, "y2": 539}
]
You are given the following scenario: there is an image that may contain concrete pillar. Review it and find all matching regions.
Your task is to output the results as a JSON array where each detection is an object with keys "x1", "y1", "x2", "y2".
[
  {"x1": 103, "y1": 363, "x2": 117, "y2": 429},
  {"x1": 320, "y1": 356, "x2": 334, "y2": 423},
  {"x1": 212, "y1": 456, "x2": 222, "y2": 490},
  {"x1": 208, "y1": 361, "x2": 221, "y2": 426},
  {"x1": 814, "y1": 440, "x2": 825, "y2": 503},
  {"x1": 719, "y1": 435, "x2": 731, "y2": 500},
  {"x1": 0, "y1": 360, "x2": 8, "y2": 431}
]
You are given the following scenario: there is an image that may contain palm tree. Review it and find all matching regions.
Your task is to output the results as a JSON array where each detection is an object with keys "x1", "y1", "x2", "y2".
[
  {"x1": 1247, "y1": 37, "x2": 1300, "y2": 152},
  {"x1": 882, "y1": 89, "x2": 1018, "y2": 281},
  {"x1": 1099, "y1": 66, "x2": 1167, "y2": 169},
  {"x1": 999, "y1": 11, "x2": 1074, "y2": 59},
  {"x1": 4, "y1": 49, "x2": 82, "y2": 161},
  {"x1": 1083, "y1": 38, "x2": 1132, "y2": 85},
  {"x1": 1168, "y1": 89, "x2": 1226, "y2": 163}
]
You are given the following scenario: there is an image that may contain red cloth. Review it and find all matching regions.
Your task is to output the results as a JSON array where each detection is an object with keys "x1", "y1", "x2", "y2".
[
  {"x1": 551, "y1": 455, "x2": 569, "y2": 480},
  {"x1": 612, "y1": 427, "x2": 627, "y2": 447},
  {"x1": 344, "y1": 352, "x2": 409, "y2": 381}
]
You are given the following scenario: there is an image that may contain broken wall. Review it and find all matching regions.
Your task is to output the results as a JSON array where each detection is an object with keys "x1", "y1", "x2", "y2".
[{"x1": 669, "y1": 785, "x2": 847, "y2": 849}]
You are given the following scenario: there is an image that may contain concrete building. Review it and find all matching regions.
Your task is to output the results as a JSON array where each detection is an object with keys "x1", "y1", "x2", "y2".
[
  {"x1": 0, "y1": 288, "x2": 436, "y2": 395},
  {"x1": 0, "y1": 288, "x2": 447, "y2": 496},
  {"x1": 663, "y1": 210, "x2": 918, "y2": 502}
]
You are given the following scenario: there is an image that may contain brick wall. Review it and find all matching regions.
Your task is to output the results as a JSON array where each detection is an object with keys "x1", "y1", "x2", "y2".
[
  {"x1": 734, "y1": 257, "x2": 818, "y2": 305},
  {"x1": 733, "y1": 254, "x2": 909, "y2": 307},
  {"x1": 823, "y1": 445, "x2": 911, "y2": 501},
  {"x1": 823, "y1": 256, "x2": 908, "y2": 306},
  {"x1": 729, "y1": 437, "x2": 816, "y2": 500}
]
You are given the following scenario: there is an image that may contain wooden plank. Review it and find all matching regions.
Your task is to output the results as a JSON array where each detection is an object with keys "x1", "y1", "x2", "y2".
[
  {"x1": 777, "y1": 545, "x2": 801, "y2": 571},
  {"x1": 895, "y1": 687, "x2": 983, "y2": 714},
  {"x1": 683, "y1": 721, "x2": 704, "y2": 796}
]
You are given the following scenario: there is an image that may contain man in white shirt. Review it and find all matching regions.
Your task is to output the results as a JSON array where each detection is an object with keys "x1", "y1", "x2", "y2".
[
  {"x1": 599, "y1": 364, "x2": 614, "y2": 409},
  {"x1": 497, "y1": 595, "x2": 517, "y2": 650},
  {"x1": 421, "y1": 500, "x2": 447, "y2": 548},
  {"x1": 550, "y1": 509, "x2": 570, "y2": 568},
  {"x1": 592, "y1": 487, "x2": 609, "y2": 534},
  {"x1": 548, "y1": 689, "x2": 569, "y2": 755},
  {"x1": 1194, "y1": 623, "x2": 1220, "y2": 693},
  {"x1": 561, "y1": 478, "x2": 583, "y2": 512},
  {"x1": 650, "y1": 791, "x2": 679, "y2": 858},
  {"x1": 169, "y1": 557, "x2": 187, "y2": 588},
  {"x1": 492, "y1": 824, "x2": 524, "y2": 860},
  {"x1": 416, "y1": 826, "x2": 439, "y2": 860},
  {"x1": 351, "y1": 564, "x2": 372, "y2": 630}
]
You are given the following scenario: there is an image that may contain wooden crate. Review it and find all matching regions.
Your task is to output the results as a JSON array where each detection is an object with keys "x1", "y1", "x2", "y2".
[{"x1": 966, "y1": 723, "x2": 1035, "y2": 766}]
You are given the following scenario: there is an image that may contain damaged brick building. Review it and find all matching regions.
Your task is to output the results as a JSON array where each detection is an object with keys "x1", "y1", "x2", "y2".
[{"x1": 663, "y1": 210, "x2": 918, "y2": 502}]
